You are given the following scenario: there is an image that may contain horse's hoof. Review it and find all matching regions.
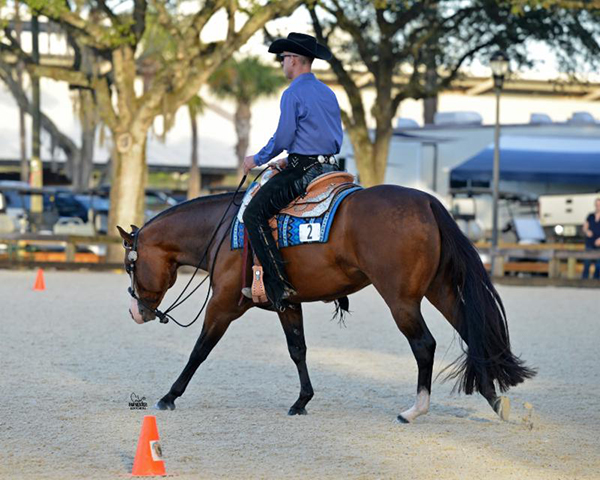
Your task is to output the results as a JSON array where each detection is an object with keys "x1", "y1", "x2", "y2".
[
  {"x1": 493, "y1": 396, "x2": 510, "y2": 421},
  {"x1": 153, "y1": 398, "x2": 176, "y2": 411},
  {"x1": 396, "y1": 414, "x2": 410, "y2": 424},
  {"x1": 288, "y1": 406, "x2": 307, "y2": 416}
]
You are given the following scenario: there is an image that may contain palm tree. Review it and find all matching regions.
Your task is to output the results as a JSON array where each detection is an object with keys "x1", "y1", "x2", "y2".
[
  {"x1": 208, "y1": 56, "x2": 286, "y2": 178},
  {"x1": 186, "y1": 95, "x2": 204, "y2": 200}
]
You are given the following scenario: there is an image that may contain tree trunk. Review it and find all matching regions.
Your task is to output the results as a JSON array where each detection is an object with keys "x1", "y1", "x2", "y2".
[
  {"x1": 77, "y1": 89, "x2": 97, "y2": 189},
  {"x1": 424, "y1": 61, "x2": 438, "y2": 125},
  {"x1": 350, "y1": 72, "x2": 394, "y2": 187},
  {"x1": 106, "y1": 130, "x2": 147, "y2": 262},
  {"x1": 187, "y1": 111, "x2": 201, "y2": 199},
  {"x1": 372, "y1": 128, "x2": 392, "y2": 184},
  {"x1": 347, "y1": 130, "x2": 391, "y2": 187},
  {"x1": 18, "y1": 65, "x2": 27, "y2": 182},
  {"x1": 234, "y1": 101, "x2": 251, "y2": 179}
]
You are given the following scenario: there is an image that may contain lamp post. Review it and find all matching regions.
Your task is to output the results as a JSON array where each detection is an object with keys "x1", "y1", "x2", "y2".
[{"x1": 489, "y1": 51, "x2": 509, "y2": 277}]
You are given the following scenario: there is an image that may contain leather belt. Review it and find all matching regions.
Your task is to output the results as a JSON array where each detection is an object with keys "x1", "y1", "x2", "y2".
[{"x1": 288, "y1": 153, "x2": 337, "y2": 170}]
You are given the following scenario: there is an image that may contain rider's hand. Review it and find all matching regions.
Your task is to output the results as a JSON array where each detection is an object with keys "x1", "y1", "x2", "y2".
[
  {"x1": 243, "y1": 155, "x2": 256, "y2": 175},
  {"x1": 272, "y1": 157, "x2": 288, "y2": 171},
  {"x1": 586, "y1": 230, "x2": 594, "y2": 238}
]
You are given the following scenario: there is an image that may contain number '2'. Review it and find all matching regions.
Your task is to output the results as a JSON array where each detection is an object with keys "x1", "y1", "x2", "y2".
[{"x1": 307, "y1": 224, "x2": 313, "y2": 239}]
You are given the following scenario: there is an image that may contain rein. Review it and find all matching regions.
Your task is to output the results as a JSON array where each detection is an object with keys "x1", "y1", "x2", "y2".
[{"x1": 126, "y1": 167, "x2": 269, "y2": 327}]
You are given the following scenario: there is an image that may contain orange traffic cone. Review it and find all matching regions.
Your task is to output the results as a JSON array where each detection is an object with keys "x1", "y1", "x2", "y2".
[
  {"x1": 131, "y1": 415, "x2": 166, "y2": 477},
  {"x1": 33, "y1": 268, "x2": 46, "y2": 291}
]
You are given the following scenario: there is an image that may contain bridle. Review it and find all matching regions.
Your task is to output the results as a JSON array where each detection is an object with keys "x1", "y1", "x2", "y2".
[
  {"x1": 124, "y1": 171, "x2": 259, "y2": 327},
  {"x1": 125, "y1": 229, "x2": 170, "y2": 324}
]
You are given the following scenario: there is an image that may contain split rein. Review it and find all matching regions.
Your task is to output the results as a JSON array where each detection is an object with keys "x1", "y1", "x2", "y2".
[{"x1": 126, "y1": 167, "x2": 268, "y2": 328}]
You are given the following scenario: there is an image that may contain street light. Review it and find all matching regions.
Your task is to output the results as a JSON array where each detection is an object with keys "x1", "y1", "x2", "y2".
[{"x1": 489, "y1": 51, "x2": 509, "y2": 278}]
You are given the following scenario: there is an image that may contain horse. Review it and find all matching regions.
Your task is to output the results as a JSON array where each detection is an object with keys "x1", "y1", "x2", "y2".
[{"x1": 117, "y1": 184, "x2": 536, "y2": 423}]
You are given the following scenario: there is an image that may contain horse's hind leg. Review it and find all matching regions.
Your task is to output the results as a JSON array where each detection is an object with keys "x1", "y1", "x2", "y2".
[
  {"x1": 277, "y1": 305, "x2": 314, "y2": 415},
  {"x1": 425, "y1": 278, "x2": 510, "y2": 420},
  {"x1": 385, "y1": 300, "x2": 437, "y2": 423}
]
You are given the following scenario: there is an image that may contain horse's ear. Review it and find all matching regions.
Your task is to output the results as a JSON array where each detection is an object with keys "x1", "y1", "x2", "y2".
[
  {"x1": 131, "y1": 225, "x2": 139, "y2": 233},
  {"x1": 116, "y1": 225, "x2": 133, "y2": 245}
]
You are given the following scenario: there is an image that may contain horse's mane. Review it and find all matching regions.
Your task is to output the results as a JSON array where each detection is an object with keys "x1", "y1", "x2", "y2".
[{"x1": 143, "y1": 191, "x2": 245, "y2": 229}]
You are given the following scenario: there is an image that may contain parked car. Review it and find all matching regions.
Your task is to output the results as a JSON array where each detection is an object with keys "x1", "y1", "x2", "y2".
[
  {"x1": 75, "y1": 188, "x2": 179, "y2": 234},
  {"x1": 0, "y1": 181, "x2": 30, "y2": 232},
  {"x1": 0, "y1": 182, "x2": 89, "y2": 233}
]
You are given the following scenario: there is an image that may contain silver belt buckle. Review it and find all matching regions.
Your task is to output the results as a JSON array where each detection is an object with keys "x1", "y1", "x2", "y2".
[{"x1": 317, "y1": 155, "x2": 326, "y2": 164}]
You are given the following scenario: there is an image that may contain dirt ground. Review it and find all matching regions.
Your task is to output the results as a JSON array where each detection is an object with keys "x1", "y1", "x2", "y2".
[{"x1": 1, "y1": 269, "x2": 599, "y2": 479}]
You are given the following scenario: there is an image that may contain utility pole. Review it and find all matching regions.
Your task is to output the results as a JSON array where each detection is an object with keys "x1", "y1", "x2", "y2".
[
  {"x1": 489, "y1": 51, "x2": 509, "y2": 278},
  {"x1": 15, "y1": 1, "x2": 28, "y2": 182},
  {"x1": 30, "y1": 15, "x2": 43, "y2": 230}
]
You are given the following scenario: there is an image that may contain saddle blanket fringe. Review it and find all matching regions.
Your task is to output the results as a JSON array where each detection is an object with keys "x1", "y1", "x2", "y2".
[{"x1": 231, "y1": 186, "x2": 362, "y2": 250}]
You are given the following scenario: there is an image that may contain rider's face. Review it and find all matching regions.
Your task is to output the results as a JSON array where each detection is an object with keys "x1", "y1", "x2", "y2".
[{"x1": 280, "y1": 51, "x2": 295, "y2": 79}]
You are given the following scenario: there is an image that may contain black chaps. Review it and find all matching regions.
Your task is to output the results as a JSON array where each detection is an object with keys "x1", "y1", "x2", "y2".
[{"x1": 242, "y1": 156, "x2": 337, "y2": 306}]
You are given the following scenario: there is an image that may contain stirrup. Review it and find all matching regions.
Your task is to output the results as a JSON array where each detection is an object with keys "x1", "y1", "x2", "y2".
[{"x1": 241, "y1": 287, "x2": 253, "y2": 299}]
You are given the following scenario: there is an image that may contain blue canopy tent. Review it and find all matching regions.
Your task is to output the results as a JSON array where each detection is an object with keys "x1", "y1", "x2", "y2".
[{"x1": 450, "y1": 135, "x2": 600, "y2": 185}]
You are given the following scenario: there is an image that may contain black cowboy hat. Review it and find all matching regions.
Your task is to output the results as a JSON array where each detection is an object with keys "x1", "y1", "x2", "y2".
[{"x1": 268, "y1": 32, "x2": 332, "y2": 61}]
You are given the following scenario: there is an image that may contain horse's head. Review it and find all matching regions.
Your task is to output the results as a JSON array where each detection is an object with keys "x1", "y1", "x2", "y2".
[{"x1": 117, "y1": 225, "x2": 178, "y2": 325}]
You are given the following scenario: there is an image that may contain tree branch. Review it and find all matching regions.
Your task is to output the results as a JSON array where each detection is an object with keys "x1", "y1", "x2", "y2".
[
  {"x1": 139, "y1": 0, "x2": 303, "y2": 128},
  {"x1": 397, "y1": 6, "x2": 476, "y2": 60},
  {"x1": 112, "y1": 46, "x2": 138, "y2": 126},
  {"x1": 226, "y1": 0, "x2": 237, "y2": 41},
  {"x1": 91, "y1": 76, "x2": 118, "y2": 130},
  {"x1": 152, "y1": 0, "x2": 183, "y2": 41},
  {"x1": 190, "y1": 0, "x2": 229, "y2": 40},
  {"x1": 391, "y1": 90, "x2": 405, "y2": 115},
  {"x1": 0, "y1": 60, "x2": 79, "y2": 161},
  {"x1": 2, "y1": 26, "x2": 32, "y2": 60},
  {"x1": 391, "y1": 1, "x2": 430, "y2": 32},
  {"x1": 133, "y1": 0, "x2": 148, "y2": 43},
  {"x1": 23, "y1": 1, "x2": 113, "y2": 50},
  {"x1": 97, "y1": 0, "x2": 120, "y2": 24},
  {"x1": 319, "y1": 0, "x2": 376, "y2": 72},
  {"x1": 0, "y1": 40, "x2": 32, "y2": 64},
  {"x1": 27, "y1": 64, "x2": 91, "y2": 87},
  {"x1": 309, "y1": 6, "x2": 367, "y2": 131},
  {"x1": 438, "y1": 38, "x2": 499, "y2": 91}
]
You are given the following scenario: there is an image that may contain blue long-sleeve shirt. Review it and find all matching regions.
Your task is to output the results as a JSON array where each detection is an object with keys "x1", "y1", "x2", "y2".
[{"x1": 254, "y1": 73, "x2": 343, "y2": 165}]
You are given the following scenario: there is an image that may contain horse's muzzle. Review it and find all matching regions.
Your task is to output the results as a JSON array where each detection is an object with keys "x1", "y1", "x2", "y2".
[{"x1": 129, "y1": 299, "x2": 156, "y2": 324}]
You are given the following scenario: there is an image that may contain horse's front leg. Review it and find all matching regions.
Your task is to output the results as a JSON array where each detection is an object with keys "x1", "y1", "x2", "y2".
[
  {"x1": 278, "y1": 305, "x2": 314, "y2": 415},
  {"x1": 155, "y1": 299, "x2": 242, "y2": 410}
]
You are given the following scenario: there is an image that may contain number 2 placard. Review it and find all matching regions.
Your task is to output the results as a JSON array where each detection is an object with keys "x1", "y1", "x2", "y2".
[{"x1": 299, "y1": 223, "x2": 321, "y2": 243}]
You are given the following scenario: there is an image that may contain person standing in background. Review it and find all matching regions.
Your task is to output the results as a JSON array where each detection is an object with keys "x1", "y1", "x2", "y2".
[{"x1": 582, "y1": 198, "x2": 600, "y2": 279}]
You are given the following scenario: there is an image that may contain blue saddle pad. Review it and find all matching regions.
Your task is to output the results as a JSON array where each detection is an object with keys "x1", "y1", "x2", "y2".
[{"x1": 231, "y1": 186, "x2": 362, "y2": 250}]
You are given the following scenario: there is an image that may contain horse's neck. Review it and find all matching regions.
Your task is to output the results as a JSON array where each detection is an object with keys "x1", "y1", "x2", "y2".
[{"x1": 146, "y1": 195, "x2": 234, "y2": 268}]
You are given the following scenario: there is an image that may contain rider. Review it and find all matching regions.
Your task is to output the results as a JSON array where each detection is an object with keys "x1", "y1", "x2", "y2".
[{"x1": 242, "y1": 32, "x2": 343, "y2": 311}]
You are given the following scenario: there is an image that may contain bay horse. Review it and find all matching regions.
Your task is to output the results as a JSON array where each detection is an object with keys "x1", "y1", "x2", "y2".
[{"x1": 117, "y1": 184, "x2": 535, "y2": 423}]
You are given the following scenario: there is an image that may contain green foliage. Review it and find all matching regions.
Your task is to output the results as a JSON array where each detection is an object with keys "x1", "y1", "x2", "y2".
[
  {"x1": 137, "y1": 9, "x2": 179, "y2": 66},
  {"x1": 315, "y1": 0, "x2": 600, "y2": 84},
  {"x1": 25, "y1": 0, "x2": 134, "y2": 47},
  {"x1": 0, "y1": 0, "x2": 8, "y2": 30},
  {"x1": 208, "y1": 56, "x2": 286, "y2": 104},
  {"x1": 187, "y1": 94, "x2": 205, "y2": 119},
  {"x1": 26, "y1": 0, "x2": 67, "y2": 16}
]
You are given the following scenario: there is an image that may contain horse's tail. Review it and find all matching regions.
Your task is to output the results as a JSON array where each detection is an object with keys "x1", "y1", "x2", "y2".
[
  {"x1": 332, "y1": 296, "x2": 350, "y2": 326},
  {"x1": 428, "y1": 197, "x2": 536, "y2": 395}
]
